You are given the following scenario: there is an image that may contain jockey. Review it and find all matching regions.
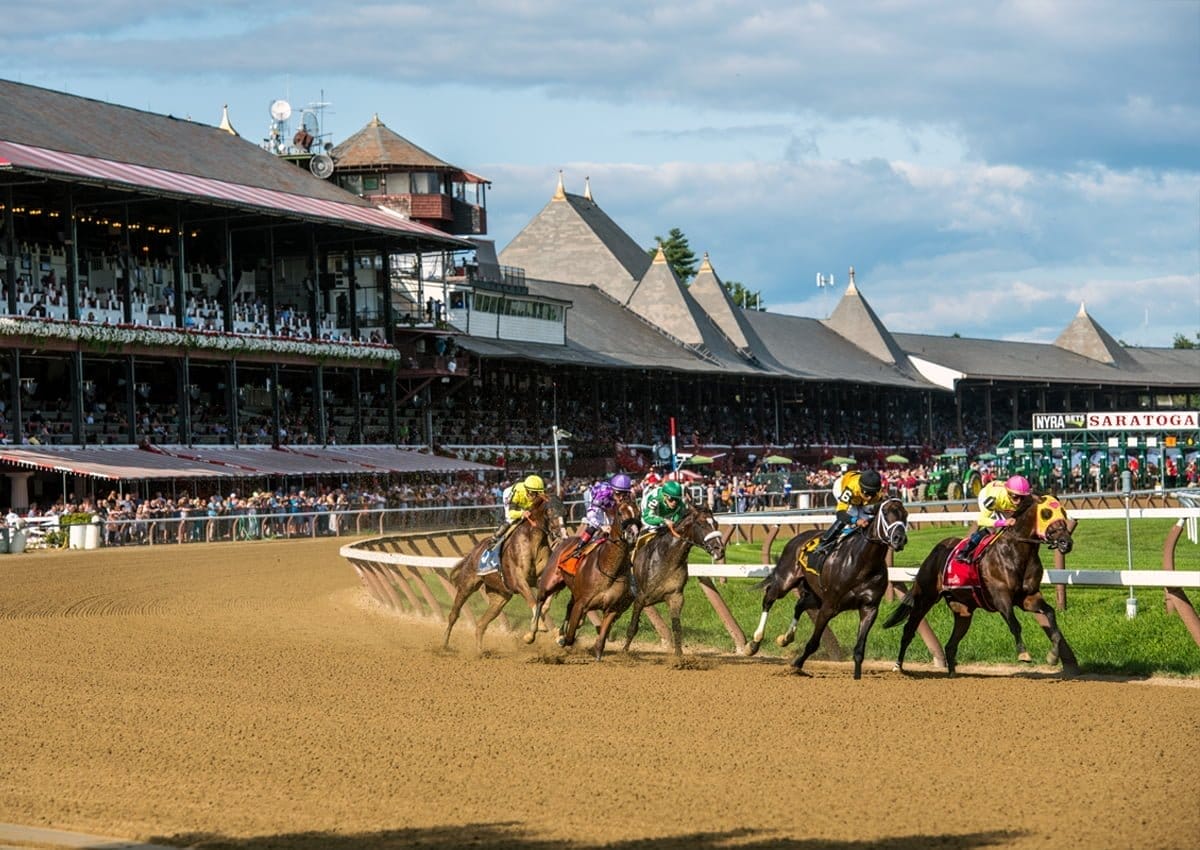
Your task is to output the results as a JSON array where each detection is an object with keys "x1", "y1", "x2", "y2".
[
  {"x1": 961, "y1": 474, "x2": 1031, "y2": 563},
  {"x1": 610, "y1": 473, "x2": 634, "y2": 499},
  {"x1": 480, "y1": 474, "x2": 545, "y2": 574},
  {"x1": 642, "y1": 479, "x2": 687, "y2": 533},
  {"x1": 570, "y1": 480, "x2": 616, "y2": 558},
  {"x1": 816, "y1": 468, "x2": 884, "y2": 554}
]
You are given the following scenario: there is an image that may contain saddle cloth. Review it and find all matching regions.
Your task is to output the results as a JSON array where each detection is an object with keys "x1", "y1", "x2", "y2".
[
  {"x1": 560, "y1": 538, "x2": 603, "y2": 576},
  {"x1": 941, "y1": 539, "x2": 980, "y2": 589}
]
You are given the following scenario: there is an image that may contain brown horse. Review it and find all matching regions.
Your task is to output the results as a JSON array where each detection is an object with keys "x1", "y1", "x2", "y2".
[
  {"x1": 750, "y1": 498, "x2": 909, "y2": 679},
  {"x1": 526, "y1": 495, "x2": 641, "y2": 657},
  {"x1": 747, "y1": 498, "x2": 910, "y2": 675},
  {"x1": 442, "y1": 493, "x2": 564, "y2": 653},
  {"x1": 883, "y1": 494, "x2": 1078, "y2": 675},
  {"x1": 621, "y1": 504, "x2": 726, "y2": 658}
]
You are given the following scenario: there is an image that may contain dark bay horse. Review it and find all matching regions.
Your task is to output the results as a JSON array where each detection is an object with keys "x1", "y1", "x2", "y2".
[
  {"x1": 750, "y1": 498, "x2": 908, "y2": 679},
  {"x1": 621, "y1": 505, "x2": 725, "y2": 658},
  {"x1": 526, "y1": 496, "x2": 642, "y2": 657},
  {"x1": 442, "y1": 494, "x2": 564, "y2": 653},
  {"x1": 883, "y1": 494, "x2": 1078, "y2": 675}
]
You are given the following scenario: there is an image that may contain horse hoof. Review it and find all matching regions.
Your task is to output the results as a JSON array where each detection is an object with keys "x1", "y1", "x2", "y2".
[
  {"x1": 556, "y1": 636, "x2": 567, "y2": 647},
  {"x1": 522, "y1": 632, "x2": 536, "y2": 645},
  {"x1": 776, "y1": 634, "x2": 794, "y2": 648},
  {"x1": 746, "y1": 641, "x2": 760, "y2": 656},
  {"x1": 892, "y1": 663, "x2": 902, "y2": 673},
  {"x1": 1046, "y1": 650, "x2": 1059, "y2": 665},
  {"x1": 1018, "y1": 651, "x2": 1033, "y2": 663}
]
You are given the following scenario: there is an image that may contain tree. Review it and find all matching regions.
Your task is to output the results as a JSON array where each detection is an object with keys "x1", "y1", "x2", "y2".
[
  {"x1": 1172, "y1": 332, "x2": 1199, "y2": 349},
  {"x1": 723, "y1": 280, "x2": 764, "y2": 310},
  {"x1": 647, "y1": 228, "x2": 698, "y2": 284}
]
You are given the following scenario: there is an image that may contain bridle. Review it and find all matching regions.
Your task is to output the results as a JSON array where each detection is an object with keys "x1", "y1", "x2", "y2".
[{"x1": 867, "y1": 498, "x2": 908, "y2": 551}]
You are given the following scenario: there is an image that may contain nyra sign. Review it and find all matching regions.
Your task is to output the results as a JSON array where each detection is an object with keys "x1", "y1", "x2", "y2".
[{"x1": 1031, "y1": 411, "x2": 1200, "y2": 432}]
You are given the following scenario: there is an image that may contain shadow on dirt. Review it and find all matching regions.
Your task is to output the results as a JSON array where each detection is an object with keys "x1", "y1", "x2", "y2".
[{"x1": 155, "y1": 824, "x2": 1026, "y2": 850}]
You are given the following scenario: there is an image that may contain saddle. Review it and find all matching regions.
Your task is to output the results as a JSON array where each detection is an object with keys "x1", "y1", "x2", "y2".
[
  {"x1": 798, "y1": 527, "x2": 856, "y2": 575},
  {"x1": 560, "y1": 537, "x2": 603, "y2": 576},
  {"x1": 940, "y1": 538, "x2": 997, "y2": 611}
]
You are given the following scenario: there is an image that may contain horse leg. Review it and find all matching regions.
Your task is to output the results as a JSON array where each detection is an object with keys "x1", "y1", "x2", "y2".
[
  {"x1": 1023, "y1": 593, "x2": 1080, "y2": 673},
  {"x1": 557, "y1": 594, "x2": 586, "y2": 648},
  {"x1": 442, "y1": 576, "x2": 481, "y2": 650},
  {"x1": 894, "y1": 592, "x2": 937, "y2": 673},
  {"x1": 666, "y1": 591, "x2": 685, "y2": 658},
  {"x1": 943, "y1": 609, "x2": 974, "y2": 676},
  {"x1": 473, "y1": 589, "x2": 512, "y2": 654},
  {"x1": 779, "y1": 590, "x2": 818, "y2": 648},
  {"x1": 748, "y1": 582, "x2": 781, "y2": 657},
  {"x1": 851, "y1": 604, "x2": 880, "y2": 681},
  {"x1": 622, "y1": 600, "x2": 646, "y2": 654},
  {"x1": 791, "y1": 604, "x2": 835, "y2": 673},
  {"x1": 593, "y1": 594, "x2": 633, "y2": 661}
]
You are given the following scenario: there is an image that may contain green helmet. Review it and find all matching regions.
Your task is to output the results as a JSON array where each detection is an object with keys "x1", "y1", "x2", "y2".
[{"x1": 661, "y1": 480, "x2": 684, "y2": 500}]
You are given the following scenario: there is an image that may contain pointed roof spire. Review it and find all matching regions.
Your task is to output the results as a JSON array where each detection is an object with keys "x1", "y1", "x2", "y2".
[
  {"x1": 1054, "y1": 302, "x2": 1136, "y2": 366},
  {"x1": 218, "y1": 104, "x2": 238, "y2": 136},
  {"x1": 652, "y1": 244, "x2": 668, "y2": 263},
  {"x1": 699, "y1": 252, "x2": 713, "y2": 273},
  {"x1": 553, "y1": 170, "x2": 566, "y2": 201},
  {"x1": 823, "y1": 272, "x2": 911, "y2": 366},
  {"x1": 847, "y1": 265, "x2": 857, "y2": 295},
  {"x1": 369, "y1": 113, "x2": 383, "y2": 127},
  {"x1": 583, "y1": 176, "x2": 592, "y2": 201}
]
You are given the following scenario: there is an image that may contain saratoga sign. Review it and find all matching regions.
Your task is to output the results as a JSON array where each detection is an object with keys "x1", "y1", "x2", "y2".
[{"x1": 1031, "y1": 411, "x2": 1200, "y2": 432}]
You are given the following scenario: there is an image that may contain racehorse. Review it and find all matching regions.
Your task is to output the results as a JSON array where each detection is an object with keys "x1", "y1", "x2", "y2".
[
  {"x1": 526, "y1": 496, "x2": 642, "y2": 658},
  {"x1": 883, "y1": 493, "x2": 1078, "y2": 676},
  {"x1": 749, "y1": 498, "x2": 909, "y2": 679},
  {"x1": 621, "y1": 505, "x2": 726, "y2": 658},
  {"x1": 442, "y1": 493, "x2": 565, "y2": 653}
]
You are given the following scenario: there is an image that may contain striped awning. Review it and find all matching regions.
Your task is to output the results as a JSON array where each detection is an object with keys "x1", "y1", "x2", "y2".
[
  {"x1": 0, "y1": 444, "x2": 498, "y2": 480},
  {"x1": 0, "y1": 139, "x2": 466, "y2": 246}
]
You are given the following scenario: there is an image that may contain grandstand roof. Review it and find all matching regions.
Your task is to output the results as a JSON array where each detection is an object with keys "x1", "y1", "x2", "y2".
[
  {"x1": 0, "y1": 79, "x2": 464, "y2": 247},
  {"x1": 330, "y1": 115, "x2": 486, "y2": 182},
  {"x1": 0, "y1": 445, "x2": 497, "y2": 481},
  {"x1": 499, "y1": 181, "x2": 650, "y2": 302}
]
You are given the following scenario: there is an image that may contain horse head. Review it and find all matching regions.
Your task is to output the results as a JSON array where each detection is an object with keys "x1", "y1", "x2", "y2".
[
  {"x1": 616, "y1": 498, "x2": 641, "y2": 546},
  {"x1": 531, "y1": 493, "x2": 568, "y2": 541},
  {"x1": 682, "y1": 505, "x2": 726, "y2": 561},
  {"x1": 869, "y1": 498, "x2": 909, "y2": 551},
  {"x1": 1032, "y1": 495, "x2": 1073, "y2": 554}
]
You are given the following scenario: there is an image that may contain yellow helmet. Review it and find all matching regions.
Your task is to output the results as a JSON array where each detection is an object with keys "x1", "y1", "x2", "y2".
[{"x1": 523, "y1": 474, "x2": 545, "y2": 492}]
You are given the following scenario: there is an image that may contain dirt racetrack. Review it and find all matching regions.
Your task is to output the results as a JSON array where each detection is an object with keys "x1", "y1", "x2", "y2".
[{"x1": 1, "y1": 537, "x2": 1198, "y2": 850}]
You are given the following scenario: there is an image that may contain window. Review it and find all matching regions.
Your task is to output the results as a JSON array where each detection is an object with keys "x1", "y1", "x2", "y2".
[
  {"x1": 362, "y1": 176, "x2": 380, "y2": 192},
  {"x1": 411, "y1": 172, "x2": 440, "y2": 194}
]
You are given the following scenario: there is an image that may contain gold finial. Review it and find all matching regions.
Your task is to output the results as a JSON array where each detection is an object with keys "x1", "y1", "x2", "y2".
[
  {"x1": 553, "y1": 170, "x2": 566, "y2": 201},
  {"x1": 1077, "y1": 301, "x2": 1087, "y2": 316},
  {"x1": 218, "y1": 104, "x2": 238, "y2": 136},
  {"x1": 699, "y1": 252, "x2": 712, "y2": 273},
  {"x1": 652, "y1": 245, "x2": 667, "y2": 264},
  {"x1": 583, "y1": 176, "x2": 592, "y2": 201},
  {"x1": 847, "y1": 265, "x2": 858, "y2": 294},
  {"x1": 369, "y1": 113, "x2": 383, "y2": 127}
]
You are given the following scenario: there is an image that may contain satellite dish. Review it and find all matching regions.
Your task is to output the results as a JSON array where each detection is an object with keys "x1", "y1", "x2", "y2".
[
  {"x1": 269, "y1": 99, "x2": 292, "y2": 122},
  {"x1": 309, "y1": 153, "x2": 334, "y2": 179}
]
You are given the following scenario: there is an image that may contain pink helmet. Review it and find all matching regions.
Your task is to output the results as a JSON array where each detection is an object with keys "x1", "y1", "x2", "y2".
[{"x1": 1005, "y1": 475, "x2": 1031, "y2": 496}]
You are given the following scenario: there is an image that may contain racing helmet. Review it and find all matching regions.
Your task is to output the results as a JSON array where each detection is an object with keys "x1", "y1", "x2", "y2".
[
  {"x1": 523, "y1": 474, "x2": 546, "y2": 493},
  {"x1": 644, "y1": 472, "x2": 662, "y2": 486},
  {"x1": 1004, "y1": 475, "x2": 1031, "y2": 497},
  {"x1": 661, "y1": 480, "x2": 684, "y2": 502},
  {"x1": 859, "y1": 469, "x2": 882, "y2": 495},
  {"x1": 610, "y1": 473, "x2": 632, "y2": 492}
]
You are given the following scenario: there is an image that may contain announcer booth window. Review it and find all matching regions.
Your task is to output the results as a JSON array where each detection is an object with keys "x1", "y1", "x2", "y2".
[{"x1": 449, "y1": 291, "x2": 466, "y2": 310}]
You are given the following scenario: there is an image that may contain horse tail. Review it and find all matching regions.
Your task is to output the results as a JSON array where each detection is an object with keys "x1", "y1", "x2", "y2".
[{"x1": 882, "y1": 594, "x2": 914, "y2": 629}]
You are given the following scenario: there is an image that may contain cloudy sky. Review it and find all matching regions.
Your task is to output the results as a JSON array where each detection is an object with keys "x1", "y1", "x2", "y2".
[{"x1": 4, "y1": 0, "x2": 1198, "y2": 346}]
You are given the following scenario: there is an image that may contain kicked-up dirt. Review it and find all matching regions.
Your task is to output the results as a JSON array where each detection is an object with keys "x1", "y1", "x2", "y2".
[{"x1": 1, "y1": 537, "x2": 1197, "y2": 849}]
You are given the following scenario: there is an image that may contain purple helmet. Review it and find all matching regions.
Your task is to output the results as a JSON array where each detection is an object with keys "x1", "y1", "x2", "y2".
[
  {"x1": 611, "y1": 473, "x2": 632, "y2": 492},
  {"x1": 591, "y1": 482, "x2": 615, "y2": 508}
]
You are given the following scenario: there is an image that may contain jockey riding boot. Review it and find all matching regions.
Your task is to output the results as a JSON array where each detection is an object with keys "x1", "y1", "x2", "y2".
[
  {"x1": 816, "y1": 520, "x2": 845, "y2": 555},
  {"x1": 571, "y1": 529, "x2": 593, "y2": 559},
  {"x1": 962, "y1": 528, "x2": 987, "y2": 564}
]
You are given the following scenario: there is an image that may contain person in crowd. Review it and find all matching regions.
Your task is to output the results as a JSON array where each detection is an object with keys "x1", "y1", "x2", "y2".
[
  {"x1": 815, "y1": 468, "x2": 884, "y2": 555},
  {"x1": 960, "y1": 474, "x2": 1031, "y2": 563}
]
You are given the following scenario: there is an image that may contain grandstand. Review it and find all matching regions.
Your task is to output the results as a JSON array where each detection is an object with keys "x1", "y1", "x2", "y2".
[{"x1": 0, "y1": 79, "x2": 1197, "y2": 507}]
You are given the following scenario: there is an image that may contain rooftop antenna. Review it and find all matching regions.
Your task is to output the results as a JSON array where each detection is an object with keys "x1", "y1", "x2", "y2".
[
  {"x1": 265, "y1": 98, "x2": 292, "y2": 155},
  {"x1": 816, "y1": 272, "x2": 835, "y2": 317}
]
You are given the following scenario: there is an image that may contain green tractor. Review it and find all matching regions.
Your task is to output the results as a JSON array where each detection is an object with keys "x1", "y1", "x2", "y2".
[{"x1": 926, "y1": 450, "x2": 983, "y2": 501}]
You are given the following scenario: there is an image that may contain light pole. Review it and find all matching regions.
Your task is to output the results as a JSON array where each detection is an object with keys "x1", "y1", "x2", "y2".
[{"x1": 816, "y1": 272, "x2": 835, "y2": 317}]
